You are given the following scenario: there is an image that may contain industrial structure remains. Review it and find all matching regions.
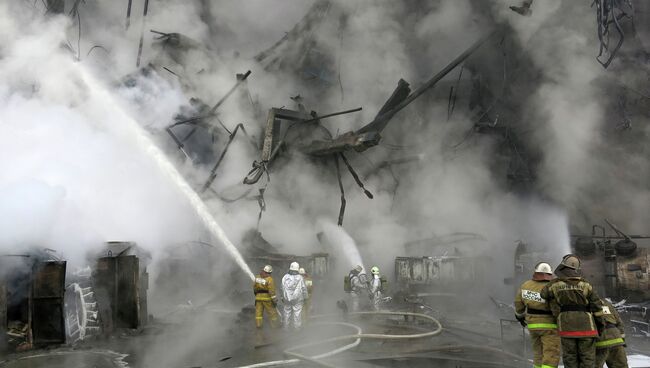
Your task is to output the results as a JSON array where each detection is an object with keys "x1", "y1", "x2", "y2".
[{"x1": 0, "y1": 0, "x2": 649, "y2": 367}]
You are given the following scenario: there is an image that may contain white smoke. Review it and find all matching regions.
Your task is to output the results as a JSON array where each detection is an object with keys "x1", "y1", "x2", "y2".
[{"x1": 0, "y1": 1, "x2": 647, "y2": 355}]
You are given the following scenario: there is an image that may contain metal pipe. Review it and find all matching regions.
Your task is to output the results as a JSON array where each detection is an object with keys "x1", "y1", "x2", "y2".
[
  {"x1": 125, "y1": 0, "x2": 133, "y2": 30},
  {"x1": 135, "y1": 0, "x2": 150, "y2": 67},
  {"x1": 300, "y1": 107, "x2": 362, "y2": 124},
  {"x1": 208, "y1": 70, "x2": 252, "y2": 115}
]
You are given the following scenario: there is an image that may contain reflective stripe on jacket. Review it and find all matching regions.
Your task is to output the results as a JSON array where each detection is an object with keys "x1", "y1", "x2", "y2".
[
  {"x1": 594, "y1": 299, "x2": 625, "y2": 349},
  {"x1": 514, "y1": 279, "x2": 557, "y2": 330}
]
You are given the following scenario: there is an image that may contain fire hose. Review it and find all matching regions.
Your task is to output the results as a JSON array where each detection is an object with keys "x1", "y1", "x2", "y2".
[{"x1": 232, "y1": 311, "x2": 443, "y2": 368}]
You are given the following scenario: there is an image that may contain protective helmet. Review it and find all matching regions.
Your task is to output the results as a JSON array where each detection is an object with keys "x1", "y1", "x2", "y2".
[
  {"x1": 289, "y1": 262, "x2": 300, "y2": 272},
  {"x1": 354, "y1": 265, "x2": 363, "y2": 273},
  {"x1": 299, "y1": 268, "x2": 306, "y2": 275},
  {"x1": 534, "y1": 262, "x2": 553, "y2": 274},
  {"x1": 263, "y1": 265, "x2": 273, "y2": 273},
  {"x1": 371, "y1": 266, "x2": 380, "y2": 275},
  {"x1": 560, "y1": 254, "x2": 580, "y2": 270}
]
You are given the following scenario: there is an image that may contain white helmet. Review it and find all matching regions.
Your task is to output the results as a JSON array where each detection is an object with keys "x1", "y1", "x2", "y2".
[
  {"x1": 289, "y1": 262, "x2": 300, "y2": 272},
  {"x1": 263, "y1": 265, "x2": 273, "y2": 273},
  {"x1": 534, "y1": 262, "x2": 553, "y2": 274},
  {"x1": 299, "y1": 268, "x2": 306, "y2": 275},
  {"x1": 370, "y1": 266, "x2": 380, "y2": 275}
]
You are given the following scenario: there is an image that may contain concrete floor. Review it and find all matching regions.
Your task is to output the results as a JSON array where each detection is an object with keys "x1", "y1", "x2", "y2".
[{"x1": 2, "y1": 304, "x2": 650, "y2": 368}]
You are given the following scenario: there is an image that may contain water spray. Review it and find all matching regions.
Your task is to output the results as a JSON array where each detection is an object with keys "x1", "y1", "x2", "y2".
[
  {"x1": 77, "y1": 67, "x2": 255, "y2": 281},
  {"x1": 319, "y1": 220, "x2": 365, "y2": 271}
]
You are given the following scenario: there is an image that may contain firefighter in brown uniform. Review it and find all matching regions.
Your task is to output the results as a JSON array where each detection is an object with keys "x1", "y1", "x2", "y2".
[
  {"x1": 254, "y1": 265, "x2": 279, "y2": 329},
  {"x1": 514, "y1": 262, "x2": 561, "y2": 368},
  {"x1": 541, "y1": 255, "x2": 604, "y2": 368},
  {"x1": 594, "y1": 298, "x2": 628, "y2": 368}
]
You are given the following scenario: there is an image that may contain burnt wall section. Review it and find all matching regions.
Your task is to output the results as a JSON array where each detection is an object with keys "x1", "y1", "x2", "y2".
[
  {"x1": 31, "y1": 261, "x2": 67, "y2": 346},
  {"x1": 0, "y1": 256, "x2": 67, "y2": 352},
  {"x1": 93, "y1": 244, "x2": 149, "y2": 333}
]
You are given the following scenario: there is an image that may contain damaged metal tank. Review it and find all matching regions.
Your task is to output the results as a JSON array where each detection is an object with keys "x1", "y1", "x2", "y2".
[{"x1": 512, "y1": 221, "x2": 650, "y2": 303}]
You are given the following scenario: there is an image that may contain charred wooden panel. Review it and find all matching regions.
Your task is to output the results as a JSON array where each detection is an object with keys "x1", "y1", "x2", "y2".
[
  {"x1": 31, "y1": 261, "x2": 66, "y2": 345},
  {"x1": 95, "y1": 257, "x2": 117, "y2": 333},
  {"x1": 94, "y1": 255, "x2": 142, "y2": 330},
  {"x1": 116, "y1": 256, "x2": 140, "y2": 329},
  {"x1": 32, "y1": 262, "x2": 66, "y2": 298},
  {"x1": 139, "y1": 269, "x2": 148, "y2": 326}
]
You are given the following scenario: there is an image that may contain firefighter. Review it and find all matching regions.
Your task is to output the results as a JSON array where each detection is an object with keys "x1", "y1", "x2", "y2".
[
  {"x1": 281, "y1": 262, "x2": 308, "y2": 330},
  {"x1": 514, "y1": 262, "x2": 561, "y2": 368},
  {"x1": 370, "y1": 266, "x2": 383, "y2": 311},
  {"x1": 594, "y1": 298, "x2": 628, "y2": 368},
  {"x1": 299, "y1": 268, "x2": 313, "y2": 322},
  {"x1": 541, "y1": 254, "x2": 604, "y2": 368},
  {"x1": 253, "y1": 265, "x2": 279, "y2": 329},
  {"x1": 348, "y1": 265, "x2": 366, "y2": 312}
]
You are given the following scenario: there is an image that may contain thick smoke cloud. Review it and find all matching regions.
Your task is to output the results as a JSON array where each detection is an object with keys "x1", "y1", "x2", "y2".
[
  {"x1": 494, "y1": 0, "x2": 649, "y2": 231},
  {"x1": 0, "y1": 2, "x2": 202, "y2": 268},
  {"x1": 0, "y1": 3, "x2": 647, "y2": 359}
]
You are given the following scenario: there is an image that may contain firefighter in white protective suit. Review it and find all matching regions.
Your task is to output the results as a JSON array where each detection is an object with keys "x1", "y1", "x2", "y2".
[
  {"x1": 281, "y1": 262, "x2": 308, "y2": 330},
  {"x1": 348, "y1": 265, "x2": 367, "y2": 312}
]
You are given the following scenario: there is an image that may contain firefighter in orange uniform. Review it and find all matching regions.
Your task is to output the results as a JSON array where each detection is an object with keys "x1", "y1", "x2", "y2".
[
  {"x1": 254, "y1": 265, "x2": 279, "y2": 329},
  {"x1": 541, "y1": 255, "x2": 604, "y2": 368},
  {"x1": 514, "y1": 262, "x2": 561, "y2": 368}
]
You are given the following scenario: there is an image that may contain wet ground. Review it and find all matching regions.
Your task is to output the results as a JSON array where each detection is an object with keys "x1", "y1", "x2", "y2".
[
  {"x1": 2, "y1": 304, "x2": 650, "y2": 367},
  {"x1": 0, "y1": 350, "x2": 128, "y2": 368},
  {"x1": 0, "y1": 305, "x2": 531, "y2": 367}
]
